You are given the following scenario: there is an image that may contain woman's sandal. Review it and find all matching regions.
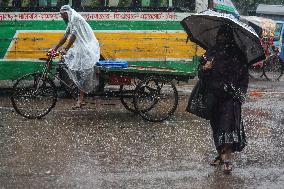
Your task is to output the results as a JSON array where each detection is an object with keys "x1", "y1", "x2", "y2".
[
  {"x1": 223, "y1": 160, "x2": 233, "y2": 174},
  {"x1": 210, "y1": 156, "x2": 224, "y2": 166}
]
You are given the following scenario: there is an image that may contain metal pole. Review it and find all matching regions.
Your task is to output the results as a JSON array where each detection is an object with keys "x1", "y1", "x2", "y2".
[
  {"x1": 169, "y1": 0, "x2": 172, "y2": 7},
  {"x1": 208, "y1": 0, "x2": 213, "y2": 9}
]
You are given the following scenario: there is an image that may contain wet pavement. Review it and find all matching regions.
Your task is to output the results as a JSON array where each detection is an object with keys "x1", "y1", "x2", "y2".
[{"x1": 0, "y1": 79, "x2": 283, "y2": 189}]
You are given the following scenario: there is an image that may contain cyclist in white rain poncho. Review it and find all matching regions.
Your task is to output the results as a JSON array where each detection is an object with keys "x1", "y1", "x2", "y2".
[{"x1": 54, "y1": 5, "x2": 100, "y2": 109}]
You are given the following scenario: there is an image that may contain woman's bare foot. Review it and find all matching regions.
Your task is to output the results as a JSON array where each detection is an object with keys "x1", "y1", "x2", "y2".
[
  {"x1": 210, "y1": 156, "x2": 224, "y2": 166},
  {"x1": 223, "y1": 160, "x2": 233, "y2": 174},
  {"x1": 221, "y1": 151, "x2": 233, "y2": 174}
]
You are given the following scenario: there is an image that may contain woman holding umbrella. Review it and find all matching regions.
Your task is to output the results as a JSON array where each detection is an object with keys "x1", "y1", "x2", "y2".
[
  {"x1": 198, "y1": 26, "x2": 248, "y2": 174},
  {"x1": 182, "y1": 10, "x2": 266, "y2": 174}
]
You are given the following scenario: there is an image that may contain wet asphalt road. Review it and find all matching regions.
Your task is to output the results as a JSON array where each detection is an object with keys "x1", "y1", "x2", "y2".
[{"x1": 0, "y1": 79, "x2": 283, "y2": 189}]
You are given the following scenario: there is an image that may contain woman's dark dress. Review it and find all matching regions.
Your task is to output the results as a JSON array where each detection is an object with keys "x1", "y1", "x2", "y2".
[{"x1": 199, "y1": 44, "x2": 249, "y2": 153}]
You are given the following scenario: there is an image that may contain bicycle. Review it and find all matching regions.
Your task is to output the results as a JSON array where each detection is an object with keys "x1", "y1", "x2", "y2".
[{"x1": 249, "y1": 48, "x2": 283, "y2": 81}]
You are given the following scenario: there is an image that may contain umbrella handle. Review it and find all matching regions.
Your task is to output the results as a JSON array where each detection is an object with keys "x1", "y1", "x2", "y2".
[{"x1": 186, "y1": 36, "x2": 189, "y2": 43}]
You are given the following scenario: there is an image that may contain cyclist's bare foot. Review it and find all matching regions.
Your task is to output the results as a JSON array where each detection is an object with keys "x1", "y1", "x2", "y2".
[
  {"x1": 72, "y1": 104, "x2": 82, "y2": 110},
  {"x1": 72, "y1": 101, "x2": 86, "y2": 109},
  {"x1": 80, "y1": 101, "x2": 87, "y2": 106}
]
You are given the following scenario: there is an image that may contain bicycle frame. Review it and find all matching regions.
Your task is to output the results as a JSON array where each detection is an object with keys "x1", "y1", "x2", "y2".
[{"x1": 39, "y1": 51, "x2": 76, "y2": 93}]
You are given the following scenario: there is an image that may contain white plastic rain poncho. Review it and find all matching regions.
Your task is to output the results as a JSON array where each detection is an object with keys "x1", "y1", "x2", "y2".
[{"x1": 60, "y1": 5, "x2": 100, "y2": 93}]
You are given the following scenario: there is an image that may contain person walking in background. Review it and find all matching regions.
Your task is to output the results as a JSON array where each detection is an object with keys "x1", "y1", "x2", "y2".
[
  {"x1": 198, "y1": 26, "x2": 249, "y2": 174},
  {"x1": 53, "y1": 5, "x2": 100, "y2": 109}
]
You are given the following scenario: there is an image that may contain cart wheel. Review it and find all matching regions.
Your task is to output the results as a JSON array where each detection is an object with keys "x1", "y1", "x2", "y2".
[
  {"x1": 10, "y1": 73, "x2": 57, "y2": 119},
  {"x1": 120, "y1": 78, "x2": 140, "y2": 113},
  {"x1": 134, "y1": 76, "x2": 178, "y2": 122}
]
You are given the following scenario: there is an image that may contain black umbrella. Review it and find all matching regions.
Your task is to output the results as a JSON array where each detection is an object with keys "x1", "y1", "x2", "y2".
[{"x1": 181, "y1": 10, "x2": 266, "y2": 65}]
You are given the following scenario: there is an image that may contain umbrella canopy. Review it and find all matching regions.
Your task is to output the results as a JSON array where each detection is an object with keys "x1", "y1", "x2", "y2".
[
  {"x1": 240, "y1": 16, "x2": 276, "y2": 37},
  {"x1": 181, "y1": 10, "x2": 266, "y2": 65}
]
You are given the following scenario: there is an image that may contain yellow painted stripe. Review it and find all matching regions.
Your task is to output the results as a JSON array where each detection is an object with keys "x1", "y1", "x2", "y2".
[{"x1": 6, "y1": 32, "x2": 205, "y2": 60}]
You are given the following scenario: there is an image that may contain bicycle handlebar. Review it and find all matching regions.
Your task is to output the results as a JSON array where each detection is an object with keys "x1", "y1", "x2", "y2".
[{"x1": 47, "y1": 49, "x2": 62, "y2": 58}]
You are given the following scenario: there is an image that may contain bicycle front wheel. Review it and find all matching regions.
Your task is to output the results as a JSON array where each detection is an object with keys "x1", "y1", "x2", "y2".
[{"x1": 11, "y1": 73, "x2": 57, "y2": 119}]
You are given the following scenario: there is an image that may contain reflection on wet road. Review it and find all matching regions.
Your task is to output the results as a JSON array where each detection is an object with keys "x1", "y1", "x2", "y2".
[{"x1": 0, "y1": 80, "x2": 283, "y2": 188}]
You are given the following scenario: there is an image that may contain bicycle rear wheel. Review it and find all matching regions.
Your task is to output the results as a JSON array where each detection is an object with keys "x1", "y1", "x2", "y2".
[
  {"x1": 263, "y1": 56, "x2": 283, "y2": 81},
  {"x1": 11, "y1": 73, "x2": 57, "y2": 119}
]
